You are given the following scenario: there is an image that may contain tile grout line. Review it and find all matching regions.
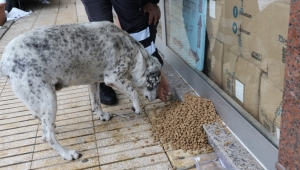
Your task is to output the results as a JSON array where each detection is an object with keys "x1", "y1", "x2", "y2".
[
  {"x1": 55, "y1": 0, "x2": 62, "y2": 26},
  {"x1": 145, "y1": 107, "x2": 174, "y2": 169},
  {"x1": 25, "y1": 3, "x2": 44, "y2": 169},
  {"x1": 75, "y1": 0, "x2": 79, "y2": 23},
  {"x1": 86, "y1": 85, "x2": 102, "y2": 169},
  {"x1": 30, "y1": 122, "x2": 40, "y2": 170},
  {"x1": 0, "y1": 78, "x2": 8, "y2": 96}
]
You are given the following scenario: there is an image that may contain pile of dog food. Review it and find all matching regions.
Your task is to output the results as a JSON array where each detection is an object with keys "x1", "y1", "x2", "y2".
[{"x1": 151, "y1": 94, "x2": 222, "y2": 152}]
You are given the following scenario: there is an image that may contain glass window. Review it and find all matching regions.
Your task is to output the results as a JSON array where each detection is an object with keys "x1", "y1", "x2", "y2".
[
  {"x1": 157, "y1": 21, "x2": 162, "y2": 38},
  {"x1": 165, "y1": 0, "x2": 207, "y2": 72},
  {"x1": 164, "y1": 0, "x2": 290, "y2": 147}
]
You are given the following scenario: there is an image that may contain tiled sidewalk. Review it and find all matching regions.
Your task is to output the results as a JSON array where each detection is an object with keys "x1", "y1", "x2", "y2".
[{"x1": 0, "y1": 0, "x2": 212, "y2": 169}]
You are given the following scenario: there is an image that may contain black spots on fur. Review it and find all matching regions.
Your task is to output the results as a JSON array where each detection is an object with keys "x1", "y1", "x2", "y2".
[
  {"x1": 126, "y1": 47, "x2": 133, "y2": 53},
  {"x1": 63, "y1": 38, "x2": 68, "y2": 44},
  {"x1": 60, "y1": 30, "x2": 65, "y2": 37},
  {"x1": 121, "y1": 80, "x2": 125, "y2": 84},
  {"x1": 99, "y1": 40, "x2": 104, "y2": 46},
  {"x1": 12, "y1": 58, "x2": 26, "y2": 74},
  {"x1": 25, "y1": 37, "x2": 51, "y2": 53},
  {"x1": 43, "y1": 118, "x2": 47, "y2": 125},
  {"x1": 126, "y1": 85, "x2": 132, "y2": 92},
  {"x1": 28, "y1": 79, "x2": 33, "y2": 87},
  {"x1": 113, "y1": 41, "x2": 120, "y2": 51},
  {"x1": 104, "y1": 74, "x2": 109, "y2": 77},
  {"x1": 84, "y1": 43, "x2": 89, "y2": 51},
  {"x1": 77, "y1": 42, "x2": 82, "y2": 48}
]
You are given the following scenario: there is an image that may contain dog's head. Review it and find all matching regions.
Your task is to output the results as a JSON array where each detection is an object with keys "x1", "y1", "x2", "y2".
[
  {"x1": 137, "y1": 55, "x2": 162, "y2": 102},
  {"x1": 142, "y1": 71, "x2": 161, "y2": 101}
]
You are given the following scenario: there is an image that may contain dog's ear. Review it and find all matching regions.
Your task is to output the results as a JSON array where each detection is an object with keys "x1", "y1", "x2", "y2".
[{"x1": 146, "y1": 71, "x2": 161, "y2": 91}]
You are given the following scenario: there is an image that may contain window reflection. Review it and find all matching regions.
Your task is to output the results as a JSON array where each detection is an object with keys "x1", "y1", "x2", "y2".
[{"x1": 165, "y1": 0, "x2": 207, "y2": 72}]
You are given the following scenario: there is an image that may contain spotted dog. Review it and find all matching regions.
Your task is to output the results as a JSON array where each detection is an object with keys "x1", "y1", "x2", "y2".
[{"x1": 0, "y1": 21, "x2": 161, "y2": 160}]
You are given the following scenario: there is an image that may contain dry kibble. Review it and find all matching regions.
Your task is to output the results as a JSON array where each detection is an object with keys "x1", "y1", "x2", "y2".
[
  {"x1": 224, "y1": 141, "x2": 231, "y2": 146},
  {"x1": 214, "y1": 130, "x2": 220, "y2": 135},
  {"x1": 150, "y1": 159, "x2": 154, "y2": 162},
  {"x1": 151, "y1": 94, "x2": 220, "y2": 152},
  {"x1": 225, "y1": 128, "x2": 231, "y2": 134}
]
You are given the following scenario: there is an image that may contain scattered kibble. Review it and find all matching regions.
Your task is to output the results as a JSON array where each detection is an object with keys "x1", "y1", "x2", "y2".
[
  {"x1": 214, "y1": 130, "x2": 220, "y2": 135},
  {"x1": 224, "y1": 141, "x2": 231, "y2": 146},
  {"x1": 151, "y1": 94, "x2": 222, "y2": 151}
]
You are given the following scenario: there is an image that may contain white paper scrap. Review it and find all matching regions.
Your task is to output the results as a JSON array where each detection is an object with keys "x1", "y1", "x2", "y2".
[{"x1": 7, "y1": 7, "x2": 32, "y2": 21}]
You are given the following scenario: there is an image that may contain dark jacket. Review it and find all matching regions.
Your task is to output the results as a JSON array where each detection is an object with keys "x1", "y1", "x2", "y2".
[{"x1": 112, "y1": 0, "x2": 160, "y2": 33}]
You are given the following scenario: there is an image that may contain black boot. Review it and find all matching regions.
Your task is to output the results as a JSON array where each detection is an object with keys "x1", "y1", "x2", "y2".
[{"x1": 99, "y1": 83, "x2": 117, "y2": 105}]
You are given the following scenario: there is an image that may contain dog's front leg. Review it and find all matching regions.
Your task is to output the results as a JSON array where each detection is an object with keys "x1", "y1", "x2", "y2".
[
  {"x1": 89, "y1": 83, "x2": 111, "y2": 121},
  {"x1": 105, "y1": 77, "x2": 141, "y2": 114}
]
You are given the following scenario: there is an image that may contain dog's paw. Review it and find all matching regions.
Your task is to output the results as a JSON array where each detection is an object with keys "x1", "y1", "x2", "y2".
[
  {"x1": 62, "y1": 150, "x2": 82, "y2": 160},
  {"x1": 131, "y1": 106, "x2": 141, "y2": 115},
  {"x1": 99, "y1": 112, "x2": 111, "y2": 121}
]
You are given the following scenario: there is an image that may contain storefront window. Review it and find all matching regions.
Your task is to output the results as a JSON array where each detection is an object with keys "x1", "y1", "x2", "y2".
[
  {"x1": 165, "y1": 0, "x2": 207, "y2": 72},
  {"x1": 164, "y1": 0, "x2": 290, "y2": 147},
  {"x1": 157, "y1": 21, "x2": 162, "y2": 38}
]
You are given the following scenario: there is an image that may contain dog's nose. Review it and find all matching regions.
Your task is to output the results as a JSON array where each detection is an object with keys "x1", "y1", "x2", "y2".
[
  {"x1": 156, "y1": 96, "x2": 158, "y2": 99},
  {"x1": 145, "y1": 96, "x2": 148, "y2": 99}
]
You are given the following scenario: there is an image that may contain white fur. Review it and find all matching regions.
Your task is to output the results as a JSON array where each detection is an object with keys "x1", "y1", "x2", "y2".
[{"x1": 0, "y1": 21, "x2": 161, "y2": 160}]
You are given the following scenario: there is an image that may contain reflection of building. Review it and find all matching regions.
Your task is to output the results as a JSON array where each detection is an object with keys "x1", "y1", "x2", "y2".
[
  {"x1": 197, "y1": 16, "x2": 202, "y2": 48},
  {"x1": 198, "y1": 0, "x2": 202, "y2": 13}
]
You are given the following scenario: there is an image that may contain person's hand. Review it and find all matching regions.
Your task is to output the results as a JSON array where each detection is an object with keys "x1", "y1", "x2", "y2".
[
  {"x1": 143, "y1": 3, "x2": 161, "y2": 25},
  {"x1": 158, "y1": 72, "x2": 171, "y2": 102}
]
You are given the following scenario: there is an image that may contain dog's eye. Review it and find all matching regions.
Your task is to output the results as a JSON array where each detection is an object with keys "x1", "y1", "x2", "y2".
[{"x1": 146, "y1": 83, "x2": 154, "y2": 91}]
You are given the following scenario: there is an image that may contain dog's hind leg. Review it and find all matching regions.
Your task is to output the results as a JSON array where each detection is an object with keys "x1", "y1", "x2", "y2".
[
  {"x1": 89, "y1": 82, "x2": 111, "y2": 121},
  {"x1": 11, "y1": 80, "x2": 82, "y2": 160},
  {"x1": 40, "y1": 85, "x2": 82, "y2": 160}
]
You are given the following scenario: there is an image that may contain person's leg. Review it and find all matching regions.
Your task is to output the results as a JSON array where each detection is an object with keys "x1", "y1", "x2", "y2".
[
  {"x1": 149, "y1": 23, "x2": 158, "y2": 43},
  {"x1": 81, "y1": 0, "x2": 113, "y2": 22},
  {"x1": 148, "y1": 23, "x2": 164, "y2": 65},
  {"x1": 81, "y1": 0, "x2": 118, "y2": 105}
]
